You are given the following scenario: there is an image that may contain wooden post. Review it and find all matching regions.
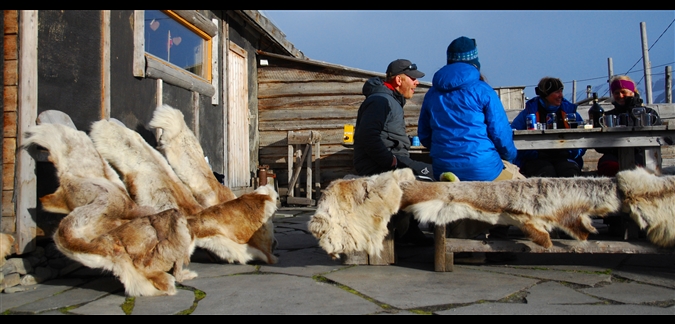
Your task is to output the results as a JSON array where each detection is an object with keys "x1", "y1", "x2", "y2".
[
  {"x1": 15, "y1": 10, "x2": 38, "y2": 254},
  {"x1": 434, "y1": 224, "x2": 453, "y2": 272}
]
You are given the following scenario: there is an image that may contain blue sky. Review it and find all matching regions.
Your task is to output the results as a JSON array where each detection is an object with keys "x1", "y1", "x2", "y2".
[{"x1": 261, "y1": 10, "x2": 674, "y2": 103}]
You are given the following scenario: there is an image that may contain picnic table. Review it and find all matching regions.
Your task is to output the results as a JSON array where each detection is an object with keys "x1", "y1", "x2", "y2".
[{"x1": 435, "y1": 125, "x2": 675, "y2": 271}]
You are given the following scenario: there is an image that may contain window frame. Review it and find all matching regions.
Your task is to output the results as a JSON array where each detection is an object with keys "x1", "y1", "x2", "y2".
[{"x1": 133, "y1": 10, "x2": 218, "y2": 98}]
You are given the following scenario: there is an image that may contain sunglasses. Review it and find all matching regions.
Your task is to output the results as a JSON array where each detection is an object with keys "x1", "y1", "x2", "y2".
[
  {"x1": 403, "y1": 63, "x2": 417, "y2": 72},
  {"x1": 389, "y1": 63, "x2": 417, "y2": 77}
]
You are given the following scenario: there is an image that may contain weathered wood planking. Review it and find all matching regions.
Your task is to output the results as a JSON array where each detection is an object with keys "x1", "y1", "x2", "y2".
[{"x1": 257, "y1": 55, "x2": 432, "y2": 190}]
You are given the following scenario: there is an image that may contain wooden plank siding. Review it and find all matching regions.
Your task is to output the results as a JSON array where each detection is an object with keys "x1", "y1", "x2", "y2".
[
  {"x1": 257, "y1": 55, "x2": 430, "y2": 193},
  {"x1": 2, "y1": 10, "x2": 17, "y2": 237}
]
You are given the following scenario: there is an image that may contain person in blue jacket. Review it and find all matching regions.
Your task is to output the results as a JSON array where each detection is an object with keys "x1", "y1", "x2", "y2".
[
  {"x1": 417, "y1": 37, "x2": 521, "y2": 259},
  {"x1": 418, "y1": 37, "x2": 518, "y2": 182},
  {"x1": 511, "y1": 77, "x2": 586, "y2": 178}
]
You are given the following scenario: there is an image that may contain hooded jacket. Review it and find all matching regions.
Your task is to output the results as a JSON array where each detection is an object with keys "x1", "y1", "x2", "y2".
[
  {"x1": 511, "y1": 97, "x2": 586, "y2": 168},
  {"x1": 353, "y1": 77, "x2": 411, "y2": 176},
  {"x1": 417, "y1": 63, "x2": 517, "y2": 181}
]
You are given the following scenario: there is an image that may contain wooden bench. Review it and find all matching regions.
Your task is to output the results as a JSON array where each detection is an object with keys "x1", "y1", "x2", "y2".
[{"x1": 433, "y1": 219, "x2": 675, "y2": 272}]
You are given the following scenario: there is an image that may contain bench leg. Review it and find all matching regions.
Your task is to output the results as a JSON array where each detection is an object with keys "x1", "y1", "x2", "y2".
[{"x1": 434, "y1": 224, "x2": 454, "y2": 272}]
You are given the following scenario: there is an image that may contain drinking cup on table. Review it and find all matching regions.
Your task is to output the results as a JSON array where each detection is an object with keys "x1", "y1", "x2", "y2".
[
  {"x1": 632, "y1": 107, "x2": 647, "y2": 127},
  {"x1": 617, "y1": 113, "x2": 630, "y2": 127},
  {"x1": 566, "y1": 113, "x2": 578, "y2": 128},
  {"x1": 643, "y1": 113, "x2": 661, "y2": 126},
  {"x1": 599, "y1": 115, "x2": 617, "y2": 128}
]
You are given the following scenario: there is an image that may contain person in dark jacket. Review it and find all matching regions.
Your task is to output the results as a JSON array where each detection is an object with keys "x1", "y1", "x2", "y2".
[
  {"x1": 353, "y1": 59, "x2": 433, "y2": 246},
  {"x1": 596, "y1": 75, "x2": 661, "y2": 177},
  {"x1": 511, "y1": 77, "x2": 586, "y2": 178},
  {"x1": 353, "y1": 59, "x2": 433, "y2": 179}
]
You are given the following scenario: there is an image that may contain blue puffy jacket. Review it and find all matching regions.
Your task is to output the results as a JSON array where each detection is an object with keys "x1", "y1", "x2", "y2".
[
  {"x1": 418, "y1": 63, "x2": 517, "y2": 181},
  {"x1": 510, "y1": 97, "x2": 586, "y2": 168}
]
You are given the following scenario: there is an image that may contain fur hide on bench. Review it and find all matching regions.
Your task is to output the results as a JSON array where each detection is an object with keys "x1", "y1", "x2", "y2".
[{"x1": 309, "y1": 168, "x2": 675, "y2": 259}]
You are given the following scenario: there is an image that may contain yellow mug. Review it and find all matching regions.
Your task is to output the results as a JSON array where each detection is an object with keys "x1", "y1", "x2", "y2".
[{"x1": 343, "y1": 124, "x2": 354, "y2": 144}]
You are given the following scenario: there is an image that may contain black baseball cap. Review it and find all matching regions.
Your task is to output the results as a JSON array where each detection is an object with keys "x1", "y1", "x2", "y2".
[{"x1": 385, "y1": 59, "x2": 425, "y2": 79}]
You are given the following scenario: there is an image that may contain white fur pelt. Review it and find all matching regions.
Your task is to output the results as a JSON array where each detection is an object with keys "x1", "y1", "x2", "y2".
[
  {"x1": 149, "y1": 104, "x2": 236, "y2": 207},
  {"x1": 616, "y1": 168, "x2": 675, "y2": 247},
  {"x1": 89, "y1": 119, "x2": 204, "y2": 216},
  {"x1": 90, "y1": 119, "x2": 278, "y2": 264},
  {"x1": 23, "y1": 123, "x2": 196, "y2": 297},
  {"x1": 309, "y1": 169, "x2": 416, "y2": 259},
  {"x1": 188, "y1": 184, "x2": 279, "y2": 264},
  {"x1": 400, "y1": 172, "x2": 622, "y2": 249}
]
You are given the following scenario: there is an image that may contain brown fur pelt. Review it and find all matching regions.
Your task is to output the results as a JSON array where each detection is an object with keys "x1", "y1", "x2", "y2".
[
  {"x1": 149, "y1": 104, "x2": 236, "y2": 207},
  {"x1": 188, "y1": 184, "x2": 279, "y2": 264},
  {"x1": 90, "y1": 119, "x2": 278, "y2": 264},
  {"x1": 616, "y1": 168, "x2": 675, "y2": 247},
  {"x1": 400, "y1": 172, "x2": 622, "y2": 249},
  {"x1": 0, "y1": 233, "x2": 14, "y2": 267},
  {"x1": 23, "y1": 123, "x2": 196, "y2": 297},
  {"x1": 309, "y1": 169, "x2": 416, "y2": 259},
  {"x1": 89, "y1": 119, "x2": 204, "y2": 216}
]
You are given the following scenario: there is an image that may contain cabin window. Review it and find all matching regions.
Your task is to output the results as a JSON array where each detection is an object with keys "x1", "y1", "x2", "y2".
[
  {"x1": 144, "y1": 10, "x2": 211, "y2": 81},
  {"x1": 133, "y1": 10, "x2": 218, "y2": 98}
]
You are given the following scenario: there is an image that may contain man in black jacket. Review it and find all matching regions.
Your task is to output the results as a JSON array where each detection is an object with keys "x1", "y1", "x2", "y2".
[
  {"x1": 353, "y1": 59, "x2": 433, "y2": 246},
  {"x1": 353, "y1": 59, "x2": 433, "y2": 178}
]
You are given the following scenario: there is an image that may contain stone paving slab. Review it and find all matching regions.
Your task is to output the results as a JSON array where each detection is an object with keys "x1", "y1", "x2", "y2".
[
  {"x1": 275, "y1": 222, "x2": 311, "y2": 232},
  {"x1": 580, "y1": 282, "x2": 675, "y2": 304},
  {"x1": 0, "y1": 278, "x2": 85, "y2": 313},
  {"x1": 187, "y1": 256, "x2": 257, "y2": 279},
  {"x1": 499, "y1": 252, "x2": 627, "y2": 269},
  {"x1": 274, "y1": 232, "x2": 319, "y2": 251},
  {"x1": 324, "y1": 265, "x2": 538, "y2": 310},
  {"x1": 12, "y1": 277, "x2": 123, "y2": 314},
  {"x1": 524, "y1": 281, "x2": 601, "y2": 305},
  {"x1": 131, "y1": 288, "x2": 195, "y2": 315},
  {"x1": 260, "y1": 248, "x2": 347, "y2": 277},
  {"x1": 613, "y1": 266, "x2": 675, "y2": 288},
  {"x1": 69, "y1": 293, "x2": 127, "y2": 315},
  {"x1": 477, "y1": 265, "x2": 612, "y2": 287},
  {"x1": 187, "y1": 273, "x2": 383, "y2": 315},
  {"x1": 436, "y1": 303, "x2": 675, "y2": 315}
]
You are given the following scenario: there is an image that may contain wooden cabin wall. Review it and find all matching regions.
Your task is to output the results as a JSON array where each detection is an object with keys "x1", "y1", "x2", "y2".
[
  {"x1": 37, "y1": 10, "x2": 102, "y2": 132},
  {"x1": 1, "y1": 10, "x2": 12, "y2": 235},
  {"x1": 257, "y1": 60, "x2": 430, "y2": 194},
  {"x1": 109, "y1": 10, "x2": 158, "y2": 141}
]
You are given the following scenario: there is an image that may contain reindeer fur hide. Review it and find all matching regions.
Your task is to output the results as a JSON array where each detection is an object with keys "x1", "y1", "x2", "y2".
[
  {"x1": 616, "y1": 168, "x2": 675, "y2": 247},
  {"x1": 188, "y1": 184, "x2": 279, "y2": 264},
  {"x1": 23, "y1": 123, "x2": 196, "y2": 296},
  {"x1": 0, "y1": 233, "x2": 14, "y2": 267},
  {"x1": 90, "y1": 118, "x2": 278, "y2": 264},
  {"x1": 309, "y1": 169, "x2": 416, "y2": 259},
  {"x1": 400, "y1": 172, "x2": 622, "y2": 248},
  {"x1": 149, "y1": 104, "x2": 236, "y2": 207},
  {"x1": 89, "y1": 119, "x2": 204, "y2": 216}
]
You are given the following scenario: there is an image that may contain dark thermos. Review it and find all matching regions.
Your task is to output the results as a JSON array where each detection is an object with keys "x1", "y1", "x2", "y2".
[{"x1": 588, "y1": 92, "x2": 604, "y2": 128}]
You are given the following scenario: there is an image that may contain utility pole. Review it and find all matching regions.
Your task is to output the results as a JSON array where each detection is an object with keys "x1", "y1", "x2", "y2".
[
  {"x1": 667, "y1": 65, "x2": 673, "y2": 103},
  {"x1": 572, "y1": 80, "x2": 577, "y2": 103},
  {"x1": 607, "y1": 57, "x2": 613, "y2": 85},
  {"x1": 640, "y1": 22, "x2": 653, "y2": 104}
]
